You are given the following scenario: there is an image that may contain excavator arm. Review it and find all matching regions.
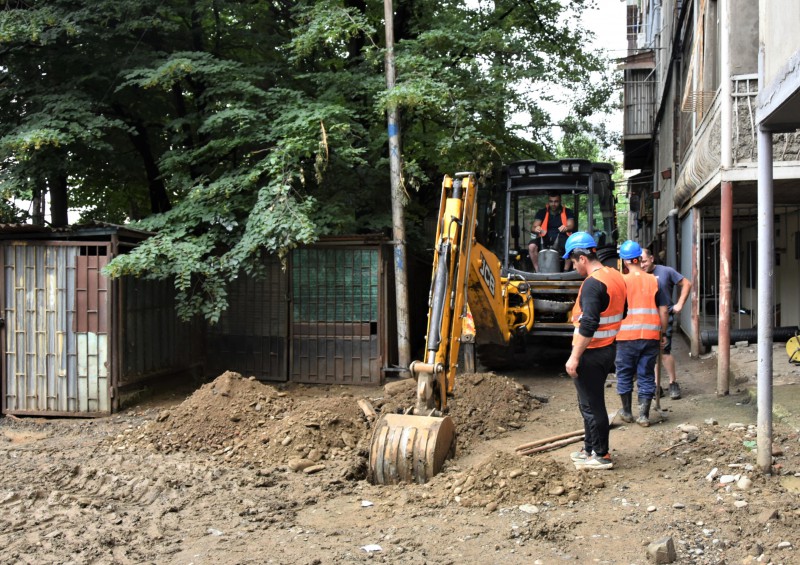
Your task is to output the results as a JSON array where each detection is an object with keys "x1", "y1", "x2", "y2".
[
  {"x1": 409, "y1": 172, "x2": 478, "y2": 414},
  {"x1": 369, "y1": 173, "x2": 534, "y2": 484}
]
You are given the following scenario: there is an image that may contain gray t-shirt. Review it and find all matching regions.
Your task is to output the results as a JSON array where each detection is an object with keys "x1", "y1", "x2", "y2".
[{"x1": 652, "y1": 264, "x2": 685, "y2": 313}]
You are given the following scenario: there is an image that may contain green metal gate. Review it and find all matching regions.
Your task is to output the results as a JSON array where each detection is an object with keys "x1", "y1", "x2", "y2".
[{"x1": 291, "y1": 246, "x2": 382, "y2": 384}]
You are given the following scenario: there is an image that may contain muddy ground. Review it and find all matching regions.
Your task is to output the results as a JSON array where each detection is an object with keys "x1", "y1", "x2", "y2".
[{"x1": 1, "y1": 339, "x2": 799, "y2": 565}]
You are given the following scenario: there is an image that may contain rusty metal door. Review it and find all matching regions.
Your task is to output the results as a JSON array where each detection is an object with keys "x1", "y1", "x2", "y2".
[
  {"x1": 1, "y1": 242, "x2": 111, "y2": 416},
  {"x1": 291, "y1": 246, "x2": 382, "y2": 384}
]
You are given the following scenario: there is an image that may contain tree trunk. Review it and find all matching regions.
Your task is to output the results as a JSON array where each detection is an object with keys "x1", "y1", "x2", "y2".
[
  {"x1": 49, "y1": 173, "x2": 69, "y2": 227},
  {"x1": 129, "y1": 122, "x2": 171, "y2": 214},
  {"x1": 345, "y1": 0, "x2": 367, "y2": 60},
  {"x1": 31, "y1": 186, "x2": 45, "y2": 226}
]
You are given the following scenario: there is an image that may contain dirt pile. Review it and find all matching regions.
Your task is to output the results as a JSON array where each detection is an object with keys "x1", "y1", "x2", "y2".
[
  {"x1": 112, "y1": 372, "x2": 372, "y2": 477},
  {"x1": 378, "y1": 372, "x2": 544, "y2": 452},
  {"x1": 427, "y1": 451, "x2": 607, "y2": 510},
  {"x1": 8, "y1": 339, "x2": 800, "y2": 565},
  {"x1": 111, "y1": 371, "x2": 544, "y2": 481}
]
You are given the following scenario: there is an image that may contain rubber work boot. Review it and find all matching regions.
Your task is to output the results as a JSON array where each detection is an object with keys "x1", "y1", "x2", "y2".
[
  {"x1": 637, "y1": 399, "x2": 652, "y2": 427},
  {"x1": 619, "y1": 393, "x2": 634, "y2": 423}
]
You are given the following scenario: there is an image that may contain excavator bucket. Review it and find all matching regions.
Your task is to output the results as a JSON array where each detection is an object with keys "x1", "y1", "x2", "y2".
[
  {"x1": 369, "y1": 414, "x2": 456, "y2": 484},
  {"x1": 787, "y1": 335, "x2": 800, "y2": 364}
]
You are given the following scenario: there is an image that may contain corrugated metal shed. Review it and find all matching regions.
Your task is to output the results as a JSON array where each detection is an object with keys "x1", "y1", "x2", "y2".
[
  {"x1": 207, "y1": 255, "x2": 289, "y2": 382},
  {"x1": 0, "y1": 225, "x2": 203, "y2": 416}
]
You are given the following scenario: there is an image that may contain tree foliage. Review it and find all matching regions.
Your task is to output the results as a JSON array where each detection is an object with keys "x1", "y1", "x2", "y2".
[{"x1": 0, "y1": 0, "x2": 616, "y2": 321}]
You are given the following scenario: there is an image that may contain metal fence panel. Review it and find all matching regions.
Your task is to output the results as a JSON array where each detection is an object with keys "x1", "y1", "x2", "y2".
[
  {"x1": 208, "y1": 256, "x2": 289, "y2": 381},
  {"x1": 291, "y1": 247, "x2": 381, "y2": 384},
  {"x1": 120, "y1": 276, "x2": 203, "y2": 387}
]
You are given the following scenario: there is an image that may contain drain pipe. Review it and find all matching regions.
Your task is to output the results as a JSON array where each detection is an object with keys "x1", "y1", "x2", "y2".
[
  {"x1": 666, "y1": 209, "x2": 678, "y2": 270},
  {"x1": 717, "y1": 0, "x2": 733, "y2": 396}
]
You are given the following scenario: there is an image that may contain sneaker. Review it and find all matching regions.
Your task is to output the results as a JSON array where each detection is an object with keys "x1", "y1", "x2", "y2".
[
  {"x1": 669, "y1": 382, "x2": 682, "y2": 400},
  {"x1": 575, "y1": 453, "x2": 614, "y2": 470},
  {"x1": 570, "y1": 448, "x2": 592, "y2": 462}
]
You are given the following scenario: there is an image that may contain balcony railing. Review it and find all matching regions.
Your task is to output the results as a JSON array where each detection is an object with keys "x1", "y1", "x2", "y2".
[
  {"x1": 732, "y1": 74, "x2": 758, "y2": 163},
  {"x1": 623, "y1": 72, "x2": 656, "y2": 139}
]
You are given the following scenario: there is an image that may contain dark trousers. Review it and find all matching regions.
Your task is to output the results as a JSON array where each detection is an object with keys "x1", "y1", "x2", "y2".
[
  {"x1": 573, "y1": 344, "x2": 616, "y2": 457},
  {"x1": 614, "y1": 339, "x2": 659, "y2": 401}
]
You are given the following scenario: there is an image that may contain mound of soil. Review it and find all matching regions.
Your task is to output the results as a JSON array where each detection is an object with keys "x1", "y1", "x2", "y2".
[
  {"x1": 378, "y1": 372, "x2": 544, "y2": 452},
  {"x1": 113, "y1": 372, "x2": 371, "y2": 477},
  {"x1": 427, "y1": 451, "x2": 608, "y2": 510},
  {"x1": 112, "y1": 371, "x2": 543, "y2": 481}
]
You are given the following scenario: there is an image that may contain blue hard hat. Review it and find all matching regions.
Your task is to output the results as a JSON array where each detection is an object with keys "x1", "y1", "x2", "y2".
[
  {"x1": 619, "y1": 240, "x2": 643, "y2": 260},
  {"x1": 562, "y1": 231, "x2": 597, "y2": 259}
]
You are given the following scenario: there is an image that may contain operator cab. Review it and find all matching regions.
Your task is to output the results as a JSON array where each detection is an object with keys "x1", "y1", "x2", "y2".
[{"x1": 489, "y1": 159, "x2": 618, "y2": 278}]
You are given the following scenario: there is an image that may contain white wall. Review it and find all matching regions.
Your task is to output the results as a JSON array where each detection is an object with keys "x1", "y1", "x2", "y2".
[{"x1": 760, "y1": 0, "x2": 800, "y2": 88}]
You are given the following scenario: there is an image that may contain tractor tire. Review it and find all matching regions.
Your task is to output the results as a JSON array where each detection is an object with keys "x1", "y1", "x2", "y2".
[{"x1": 475, "y1": 344, "x2": 516, "y2": 372}]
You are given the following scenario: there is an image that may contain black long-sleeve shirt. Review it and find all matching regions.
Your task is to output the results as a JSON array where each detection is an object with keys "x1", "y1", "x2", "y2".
[{"x1": 577, "y1": 276, "x2": 628, "y2": 339}]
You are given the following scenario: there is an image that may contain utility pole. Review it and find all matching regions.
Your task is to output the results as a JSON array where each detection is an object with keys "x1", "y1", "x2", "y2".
[{"x1": 383, "y1": 0, "x2": 411, "y2": 378}]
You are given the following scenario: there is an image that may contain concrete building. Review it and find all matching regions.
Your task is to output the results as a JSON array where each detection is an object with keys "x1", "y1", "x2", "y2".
[
  {"x1": 621, "y1": 0, "x2": 800, "y2": 380},
  {"x1": 758, "y1": 5, "x2": 800, "y2": 151}
]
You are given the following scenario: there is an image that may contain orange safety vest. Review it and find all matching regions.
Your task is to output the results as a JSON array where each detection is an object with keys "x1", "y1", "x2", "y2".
[
  {"x1": 540, "y1": 208, "x2": 571, "y2": 236},
  {"x1": 572, "y1": 266, "x2": 627, "y2": 348},
  {"x1": 617, "y1": 271, "x2": 662, "y2": 341}
]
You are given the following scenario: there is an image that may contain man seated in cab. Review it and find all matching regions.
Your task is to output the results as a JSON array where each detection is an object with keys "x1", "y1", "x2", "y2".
[{"x1": 528, "y1": 192, "x2": 575, "y2": 272}]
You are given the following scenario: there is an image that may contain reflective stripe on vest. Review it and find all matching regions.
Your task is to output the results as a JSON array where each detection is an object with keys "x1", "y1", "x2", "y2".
[
  {"x1": 627, "y1": 308, "x2": 659, "y2": 315},
  {"x1": 574, "y1": 327, "x2": 619, "y2": 338},
  {"x1": 600, "y1": 312, "x2": 625, "y2": 324},
  {"x1": 572, "y1": 266, "x2": 627, "y2": 349},
  {"x1": 617, "y1": 271, "x2": 661, "y2": 341}
]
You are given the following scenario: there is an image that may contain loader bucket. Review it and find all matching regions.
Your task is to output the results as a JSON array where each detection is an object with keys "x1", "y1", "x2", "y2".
[{"x1": 368, "y1": 413, "x2": 456, "y2": 484}]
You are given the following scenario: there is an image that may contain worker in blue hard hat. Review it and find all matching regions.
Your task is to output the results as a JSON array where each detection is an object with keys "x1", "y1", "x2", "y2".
[
  {"x1": 564, "y1": 232, "x2": 627, "y2": 470},
  {"x1": 640, "y1": 248, "x2": 692, "y2": 400},
  {"x1": 615, "y1": 241, "x2": 669, "y2": 427}
]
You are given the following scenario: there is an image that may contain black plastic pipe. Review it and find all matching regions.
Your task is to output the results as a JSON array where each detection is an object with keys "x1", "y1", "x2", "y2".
[{"x1": 700, "y1": 326, "x2": 799, "y2": 347}]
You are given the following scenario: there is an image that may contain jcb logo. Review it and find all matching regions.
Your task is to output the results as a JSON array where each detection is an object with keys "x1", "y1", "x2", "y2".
[{"x1": 479, "y1": 253, "x2": 496, "y2": 296}]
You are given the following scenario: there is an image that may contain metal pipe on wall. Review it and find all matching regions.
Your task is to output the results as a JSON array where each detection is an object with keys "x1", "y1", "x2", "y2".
[
  {"x1": 756, "y1": 43, "x2": 774, "y2": 474},
  {"x1": 717, "y1": 182, "x2": 733, "y2": 395},
  {"x1": 691, "y1": 207, "x2": 702, "y2": 357},
  {"x1": 667, "y1": 209, "x2": 678, "y2": 269},
  {"x1": 717, "y1": 0, "x2": 733, "y2": 395}
]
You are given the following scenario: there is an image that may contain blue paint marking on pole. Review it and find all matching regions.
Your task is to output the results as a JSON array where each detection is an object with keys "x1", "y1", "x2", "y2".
[
  {"x1": 388, "y1": 123, "x2": 399, "y2": 137},
  {"x1": 394, "y1": 247, "x2": 404, "y2": 270}
]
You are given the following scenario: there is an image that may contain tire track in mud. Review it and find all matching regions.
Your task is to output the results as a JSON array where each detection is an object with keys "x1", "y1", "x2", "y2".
[{"x1": 0, "y1": 437, "x2": 307, "y2": 564}]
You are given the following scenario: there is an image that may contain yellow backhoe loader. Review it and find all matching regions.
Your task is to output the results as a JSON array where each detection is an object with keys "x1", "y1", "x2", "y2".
[{"x1": 369, "y1": 160, "x2": 619, "y2": 484}]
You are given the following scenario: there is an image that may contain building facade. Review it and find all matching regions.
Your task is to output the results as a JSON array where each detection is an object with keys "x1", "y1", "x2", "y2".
[{"x1": 622, "y1": 0, "x2": 800, "y2": 364}]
